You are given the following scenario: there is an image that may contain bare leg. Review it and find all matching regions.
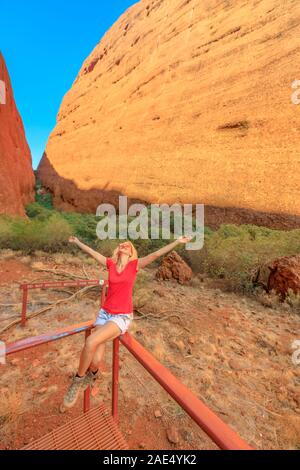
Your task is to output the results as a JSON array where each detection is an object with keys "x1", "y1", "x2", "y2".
[
  {"x1": 77, "y1": 322, "x2": 121, "y2": 377},
  {"x1": 63, "y1": 323, "x2": 120, "y2": 409},
  {"x1": 90, "y1": 341, "x2": 106, "y2": 373}
]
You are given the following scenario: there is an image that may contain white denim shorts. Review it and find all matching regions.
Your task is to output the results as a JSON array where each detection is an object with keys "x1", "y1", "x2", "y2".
[{"x1": 94, "y1": 308, "x2": 133, "y2": 335}]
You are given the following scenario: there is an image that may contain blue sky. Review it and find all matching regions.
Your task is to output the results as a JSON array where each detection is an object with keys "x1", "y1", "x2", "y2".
[{"x1": 0, "y1": 0, "x2": 138, "y2": 169}]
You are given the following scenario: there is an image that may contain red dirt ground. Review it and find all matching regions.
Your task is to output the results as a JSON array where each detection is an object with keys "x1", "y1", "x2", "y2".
[
  {"x1": 0, "y1": 260, "x2": 32, "y2": 285},
  {"x1": 0, "y1": 254, "x2": 299, "y2": 450}
]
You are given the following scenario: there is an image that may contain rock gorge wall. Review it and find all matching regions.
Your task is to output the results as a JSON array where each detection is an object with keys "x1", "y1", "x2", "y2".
[
  {"x1": 38, "y1": 0, "x2": 300, "y2": 228},
  {"x1": 0, "y1": 52, "x2": 35, "y2": 216}
]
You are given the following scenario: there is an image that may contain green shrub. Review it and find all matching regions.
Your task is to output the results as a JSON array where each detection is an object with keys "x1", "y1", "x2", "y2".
[
  {"x1": 3, "y1": 197, "x2": 300, "y2": 298},
  {"x1": 61, "y1": 212, "x2": 98, "y2": 245},
  {"x1": 0, "y1": 213, "x2": 73, "y2": 253},
  {"x1": 35, "y1": 180, "x2": 53, "y2": 209},
  {"x1": 26, "y1": 202, "x2": 53, "y2": 221},
  {"x1": 0, "y1": 217, "x2": 14, "y2": 247},
  {"x1": 94, "y1": 238, "x2": 120, "y2": 257},
  {"x1": 185, "y1": 224, "x2": 300, "y2": 293},
  {"x1": 35, "y1": 192, "x2": 53, "y2": 209},
  {"x1": 39, "y1": 214, "x2": 73, "y2": 250},
  {"x1": 285, "y1": 289, "x2": 300, "y2": 314}
]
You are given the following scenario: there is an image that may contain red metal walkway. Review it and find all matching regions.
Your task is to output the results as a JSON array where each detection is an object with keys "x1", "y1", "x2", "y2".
[{"x1": 21, "y1": 405, "x2": 128, "y2": 450}]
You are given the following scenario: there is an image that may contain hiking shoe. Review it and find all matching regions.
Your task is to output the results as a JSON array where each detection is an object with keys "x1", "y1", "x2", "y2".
[
  {"x1": 84, "y1": 370, "x2": 103, "y2": 397},
  {"x1": 63, "y1": 375, "x2": 86, "y2": 409},
  {"x1": 84, "y1": 370, "x2": 100, "y2": 388}
]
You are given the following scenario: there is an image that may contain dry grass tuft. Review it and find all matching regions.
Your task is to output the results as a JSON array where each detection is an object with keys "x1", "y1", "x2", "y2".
[
  {"x1": 0, "y1": 388, "x2": 24, "y2": 443},
  {"x1": 276, "y1": 415, "x2": 300, "y2": 450},
  {"x1": 0, "y1": 249, "x2": 20, "y2": 261}
]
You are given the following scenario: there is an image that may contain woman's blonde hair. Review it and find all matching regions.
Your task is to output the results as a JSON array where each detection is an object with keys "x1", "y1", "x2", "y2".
[{"x1": 112, "y1": 241, "x2": 138, "y2": 263}]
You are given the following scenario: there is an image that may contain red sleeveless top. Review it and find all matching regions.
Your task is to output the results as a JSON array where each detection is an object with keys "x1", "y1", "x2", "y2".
[{"x1": 103, "y1": 258, "x2": 138, "y2": 315}]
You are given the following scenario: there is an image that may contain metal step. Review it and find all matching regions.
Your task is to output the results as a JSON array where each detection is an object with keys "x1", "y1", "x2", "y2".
[{"x1": 21, "y1": 405, "x2": 128, "y2": 450}]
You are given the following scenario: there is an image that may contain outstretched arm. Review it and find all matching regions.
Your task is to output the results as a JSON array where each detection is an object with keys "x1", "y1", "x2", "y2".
[
  {"x1": 69, "y1": 236, "x2": 107, "y2": 267},
  {"x1": 138, "y1": 236, "x2": 192, "y2": 270}
]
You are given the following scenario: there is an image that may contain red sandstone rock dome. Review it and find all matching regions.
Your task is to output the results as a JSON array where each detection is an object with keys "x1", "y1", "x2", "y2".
[
  {"x1": 37, "y1": 0, "x2": 300, "y2": 228},
  {"x1": 0, "y1": 52, "x2": 35, "y2": 216}
]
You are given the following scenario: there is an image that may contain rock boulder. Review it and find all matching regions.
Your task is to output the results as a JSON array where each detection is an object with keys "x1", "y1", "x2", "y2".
[
  {"x1": 156, "y1": 251, "x2": 192, "y2": 284},
  {"x1": 268, "y1": 255, "x2": 300, "y2": 299}
]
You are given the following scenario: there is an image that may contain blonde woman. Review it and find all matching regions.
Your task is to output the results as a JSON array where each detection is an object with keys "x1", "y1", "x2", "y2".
[{"x1": 63, "y1": 235, "x2": 191, "y2": 408}]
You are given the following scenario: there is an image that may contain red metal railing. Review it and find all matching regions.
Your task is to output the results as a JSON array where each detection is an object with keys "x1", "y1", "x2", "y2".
[
  {"x1": 119, "y1": 334, "x2": 253, "y2": 450},
  {"x1": 6, "y1": 321, "x2": 94, "y2": 413},
  {"x1": 4, "y1": 324, "x2": 253, "y2": 450},
  {"x1": 4, "y1": 276, "x2": 253, "y2": 450},
  {"x1": 19, "y1": 280, "x2": 108, "y2": 327}
]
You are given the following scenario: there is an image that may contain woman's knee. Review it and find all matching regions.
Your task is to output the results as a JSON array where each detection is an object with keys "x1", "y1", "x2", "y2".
[
  {"x1": 85, "y1": 324, "x2": 117, "y2": 352},
  {"x1": 85, "y1": 335, "x2": 100, "y2": 352}
]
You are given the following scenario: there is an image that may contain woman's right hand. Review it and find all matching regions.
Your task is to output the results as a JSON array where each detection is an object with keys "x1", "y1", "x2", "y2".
[{"x1": 69, "y1": 236, "x2": 79, "y2": 244}]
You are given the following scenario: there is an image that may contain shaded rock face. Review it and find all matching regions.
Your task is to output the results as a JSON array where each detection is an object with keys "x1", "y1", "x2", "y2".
[
  {"x1": 156, "y1": 251, "x2": 193, "y2": 284},
  {"x1": 268, "y1": 256, "x2": 300, "y2": 299},
  {"x1": 38, "y1": 0, "x2": 300, "y2": 228},
  {"x1": 0, "y1": 53, "x2": 35, "y2": 216}
]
